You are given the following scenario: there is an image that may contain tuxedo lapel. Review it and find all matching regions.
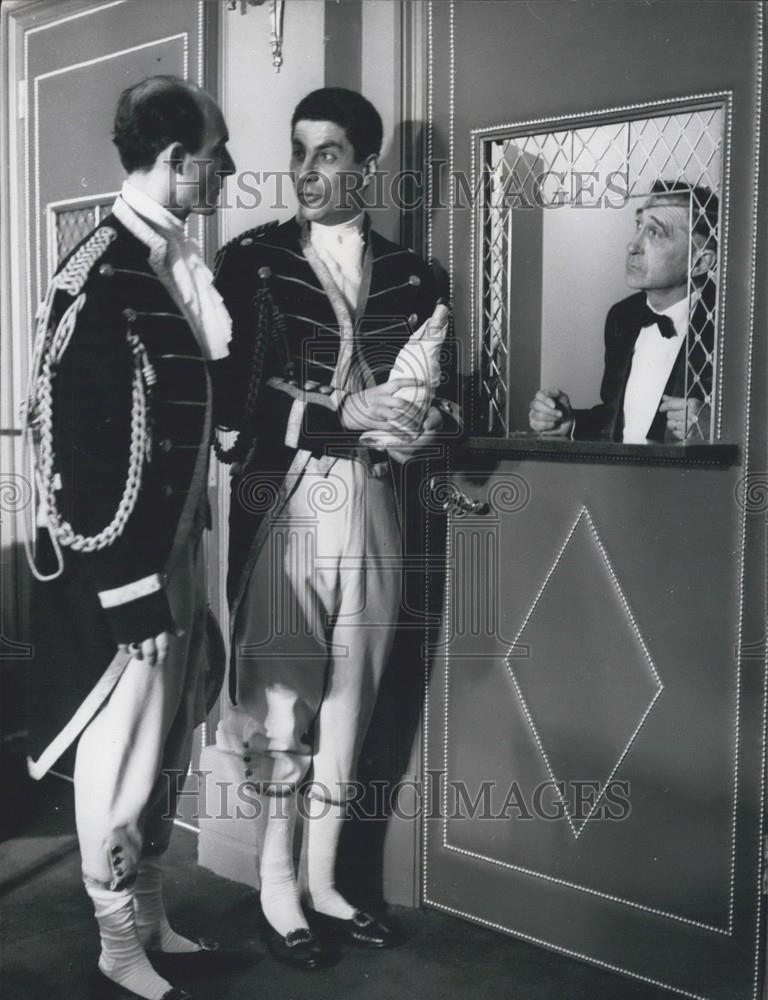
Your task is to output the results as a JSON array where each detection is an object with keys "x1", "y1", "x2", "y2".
[
  {"x1": 615, "y1": 293, "x2": 694, "y2": 442},
  {"x1": 608, "y1": 295, "x2": 645, "y2": 441}
]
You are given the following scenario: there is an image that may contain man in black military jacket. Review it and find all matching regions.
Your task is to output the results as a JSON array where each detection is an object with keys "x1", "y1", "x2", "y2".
[
  {"x1": 25, "y1": 77, "x2": 235, "y2": 1000},
  {"x1": 213, "y1": 88, "x2": 460, "y2": 969}
]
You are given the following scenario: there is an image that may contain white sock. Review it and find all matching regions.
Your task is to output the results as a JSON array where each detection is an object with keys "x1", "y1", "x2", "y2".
[
  {"x1": 301, "y1": 795, "x2": 356, "y2": 920},
  {"x1": 259, "y1": 792, "x2": 310, "y2": 938},
  {"x1": 133, "y1": 856, "x2": 201, "y2": 954},
  {"x1": 85, "y1": 883, "x2": 174, "y2": 1000}
]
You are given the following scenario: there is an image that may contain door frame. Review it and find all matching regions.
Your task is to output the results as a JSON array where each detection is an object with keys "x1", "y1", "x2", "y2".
[{"x1": 419, "y1": 2, "x2": 768, "y2": 998}]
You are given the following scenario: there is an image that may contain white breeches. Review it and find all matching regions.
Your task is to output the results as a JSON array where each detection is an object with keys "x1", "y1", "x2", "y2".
[
  {"x1": 227, "y1": 456, "x2": 402, "y2": 797},
  {"x1": 74, "y1": 537, "x2": 208, "y2": 890}
]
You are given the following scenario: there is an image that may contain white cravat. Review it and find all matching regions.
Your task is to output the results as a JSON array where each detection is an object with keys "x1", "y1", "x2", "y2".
[
  {"x1": 622, "y1": 294, "x2": 690, "y2": 443},
  {"x1": 309, "y1": 213, "x2": 365, "y2": 314},
  {"x1": 114, "y1": 182, "x2": 231, "y2": 360}
]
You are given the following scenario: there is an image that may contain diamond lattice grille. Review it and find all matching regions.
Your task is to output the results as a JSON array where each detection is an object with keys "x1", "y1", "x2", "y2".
[
  {"x1": 56, "y1": 207, "x2": 97, "y2": 262},
  {"x1": 53, "y1": 198, "x2": 114, "y2": 270},
  {"x1": 480, "y1": 106, "x2": 724, "y2": 440}
]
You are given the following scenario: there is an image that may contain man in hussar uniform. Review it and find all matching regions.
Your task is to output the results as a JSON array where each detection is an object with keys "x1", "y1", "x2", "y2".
[
  {"x1": 213, "y1": 87, "x2": 460, "y2": 970},
  {"x1": 25, "y1": 76, "x2": 236, "y2": 1000}
]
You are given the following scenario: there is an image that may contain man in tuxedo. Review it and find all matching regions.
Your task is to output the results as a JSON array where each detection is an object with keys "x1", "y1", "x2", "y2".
[{"x1": 529, "y1": 182, "x2": 718, "y2": 443}]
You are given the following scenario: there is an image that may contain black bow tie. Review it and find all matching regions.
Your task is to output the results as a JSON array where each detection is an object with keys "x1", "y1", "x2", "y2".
[{"x1": 640, "y1": 303, "x2": 677, "y2": 339}]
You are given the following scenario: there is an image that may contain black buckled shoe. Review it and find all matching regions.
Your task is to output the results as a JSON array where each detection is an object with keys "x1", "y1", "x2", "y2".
[
  {"x1": 266, "y1": 927, "x2": 337, "y2": 970},
  {"x1": 310, "y1": 909, "x2": 405, "y2": 949},
  {"x1": 91, "y1": 965, "x2": 193, "y2": 1000},
  {"x1": 147, "y1": 940, "x2": 255, "y2": 974}
]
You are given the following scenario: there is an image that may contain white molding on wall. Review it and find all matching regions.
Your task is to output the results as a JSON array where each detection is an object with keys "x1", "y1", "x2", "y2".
[
  {"x1": 32, "y1": 32, "x2": 190, "y2": 305},
  {"x1": 25, "y1": 0, "x2": 126, "y2": 35}
]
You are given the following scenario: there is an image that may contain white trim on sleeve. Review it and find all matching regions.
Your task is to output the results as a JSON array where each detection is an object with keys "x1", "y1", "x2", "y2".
[
  {"x1": 98, "y1": 573, "x2": 162, "y2": 609},
  {"x1": 285, "y1": 398, "x2": 307, "y2": 449}
]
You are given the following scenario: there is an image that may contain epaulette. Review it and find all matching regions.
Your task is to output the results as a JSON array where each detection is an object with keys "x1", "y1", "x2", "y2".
[
  {"x1": 217, "y1": 220, "x2": 280, "y2": 257},
  {"x1": 53, "y1": 226, "x2": 117, "y2": 297}
]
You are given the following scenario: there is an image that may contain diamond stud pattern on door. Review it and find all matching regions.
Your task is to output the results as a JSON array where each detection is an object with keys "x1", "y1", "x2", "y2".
[{"x1": 507, "y1": 507, "x2": 663, "y2": 838}]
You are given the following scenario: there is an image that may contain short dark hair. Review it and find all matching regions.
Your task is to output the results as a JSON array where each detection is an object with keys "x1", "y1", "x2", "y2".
[
  {"x1": 650, "y1": 180, "x2": 719, "y2": 252},
  {"x1": 113, "y1": 75, "x2": 207, "y2": 173},
  {"x1": 291, "y1": 87, "x2": 383, "y2": 160}
]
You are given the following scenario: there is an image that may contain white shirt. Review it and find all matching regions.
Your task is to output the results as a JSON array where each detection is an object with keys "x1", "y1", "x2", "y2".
[
  {"x1": 621, "y1": 294, "x2": 690, "y2": 443},
  {"x1": 309, "y1": 213, "x2": 365, "y2": 315},
  {"x1": 113, "y1": 182, "x2": 231, "y2": 360},
  {"x1": 282, "y1": 214, "x2": 366, "y2": 452}
]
